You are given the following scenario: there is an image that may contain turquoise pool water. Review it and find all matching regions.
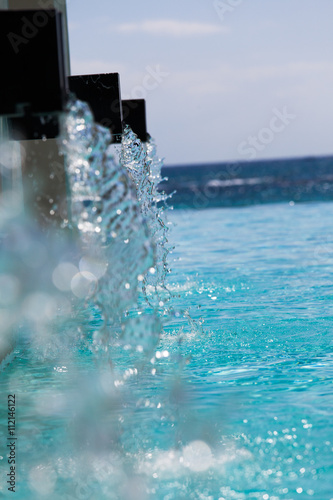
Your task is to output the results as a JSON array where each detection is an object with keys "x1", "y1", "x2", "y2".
[
  {"x1": 164, "y1": 202, "x2": 333, "y2": 499},
  {"x1": 1, "y1": 200, "x2": 332, "y2": 499}
]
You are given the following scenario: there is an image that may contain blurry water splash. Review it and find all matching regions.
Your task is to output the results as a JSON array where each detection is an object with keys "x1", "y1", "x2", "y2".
[
  {"x1": 0, "y1": 211, "x2": 85, "y2": 368},
  {"x1": 0, "y1": 136, "x2": 79, "y2": 364},
  {"x1": 60, "y1": 99, "x2": 163, "y2": 356}
]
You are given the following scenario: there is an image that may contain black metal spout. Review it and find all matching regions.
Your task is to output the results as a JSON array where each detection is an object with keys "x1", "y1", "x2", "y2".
[
  {"x1": 0, "y1": 9, "x2": 68, "y2": 140},
  {"x1": 69, "y1": 73, "x2": 123, "y2": 143},
  {"x1": 122, "y1": 99, "x2": 148, "y2": 143},
  {"x1": 0, "y1": 7, "x2": 149, "y2": 145}
]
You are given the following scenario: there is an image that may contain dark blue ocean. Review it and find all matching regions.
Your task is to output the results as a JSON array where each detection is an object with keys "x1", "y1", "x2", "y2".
[{"x1": 161, "y1": 155, "x2": 333, "y2": 208}]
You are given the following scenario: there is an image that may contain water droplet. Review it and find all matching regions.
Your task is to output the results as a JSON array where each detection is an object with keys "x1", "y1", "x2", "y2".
[
  {"x1": 71, "y1": 271, "x2": 97, "y2": 299},
  {"x1": 182, "y1": 441, "x2": 213, "y2": 472},
  {"x1": 52, "y1": 262, "x2": 78, "y2": 292}
]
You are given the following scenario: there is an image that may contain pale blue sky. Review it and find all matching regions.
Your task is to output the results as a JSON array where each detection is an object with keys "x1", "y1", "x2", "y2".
[{"x1": 67, "y1": 0, "x2": 333, "y2": 165}]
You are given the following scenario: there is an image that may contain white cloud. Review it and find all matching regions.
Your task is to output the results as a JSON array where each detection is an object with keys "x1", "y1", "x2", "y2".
[
  {"x1": 242, "y1": 61, "x2": 333, "y2": 82},
  {"x1": 115, "y1": 19, "x2": 228, "y2": 37},
  {"x1": 161, "y1": 61, "x2": 333, "y2": 97}
]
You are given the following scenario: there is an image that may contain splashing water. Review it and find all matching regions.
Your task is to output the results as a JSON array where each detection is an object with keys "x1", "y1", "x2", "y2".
[
  {"x1": 120, "y1": 124, "x2": 172, "y2": 311},
  {"x1": 60, "y1": 99, "x2": 164, "y2": 356}
]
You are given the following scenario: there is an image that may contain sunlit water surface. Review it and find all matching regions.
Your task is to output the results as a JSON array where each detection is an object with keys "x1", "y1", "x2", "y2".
[{"x1": 1, "y1": 200, "x2": 333, "y2": 499}]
